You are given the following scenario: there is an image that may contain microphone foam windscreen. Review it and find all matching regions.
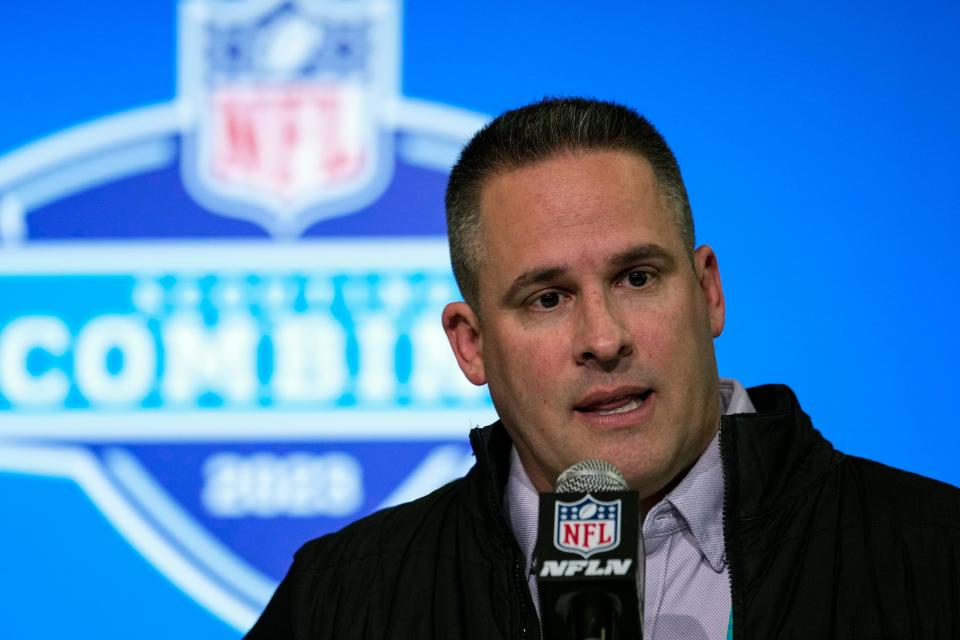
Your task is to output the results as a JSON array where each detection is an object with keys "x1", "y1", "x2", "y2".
[{"x1": 555, "y1": 459, "x2": 628, "y2": 493}]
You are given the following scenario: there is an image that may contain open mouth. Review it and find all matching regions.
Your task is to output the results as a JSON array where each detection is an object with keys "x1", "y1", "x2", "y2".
[{"x1": 575, "y1": 389, "x2": 653, "y2": 416}]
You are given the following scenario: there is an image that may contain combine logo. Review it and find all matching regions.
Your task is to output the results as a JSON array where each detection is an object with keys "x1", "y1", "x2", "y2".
[
  {"x1": 0, "y1": 0, "x2": 494, "y2": 633},
  {"x1": 554, "y1": 495, "x2": 622, "y2": 558}
]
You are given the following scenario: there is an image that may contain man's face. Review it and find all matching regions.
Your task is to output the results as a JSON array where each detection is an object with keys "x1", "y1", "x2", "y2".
[{"x1": 443, "y1": 150, "x2": 725, "y2": 498}]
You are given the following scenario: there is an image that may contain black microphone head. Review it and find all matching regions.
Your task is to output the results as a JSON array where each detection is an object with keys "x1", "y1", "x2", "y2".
[{"x1": 555, "y1": 459, "x2": 628, "y2": 493}]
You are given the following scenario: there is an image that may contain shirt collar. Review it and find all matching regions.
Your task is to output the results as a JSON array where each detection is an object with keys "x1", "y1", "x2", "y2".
[
  {"x1": 504, "y1": 445, "x2": 540, "y2": 580},
  {"x1": 651, "y1": 432, "x2": 726, "y2": 571},
  {"x1": 719, "y1": 377, "x2": 755, "y2": 415}
]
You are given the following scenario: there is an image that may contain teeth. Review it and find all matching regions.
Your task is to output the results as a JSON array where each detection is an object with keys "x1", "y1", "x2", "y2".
[{"x1": 596, "y1": 398, "x2": 640, "y2": 415}]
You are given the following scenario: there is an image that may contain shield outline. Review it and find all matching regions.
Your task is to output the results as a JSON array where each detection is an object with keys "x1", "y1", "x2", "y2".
[
  {"x1": 553, "y1": 494, "x2": 622, "y2": 559},
  {"x1": 177, "y1": 0, "x2": 400, "y2": 237}
]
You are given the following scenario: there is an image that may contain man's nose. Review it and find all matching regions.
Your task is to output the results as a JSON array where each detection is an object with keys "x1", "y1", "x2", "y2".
[{"x1": 573, "y1": 290, "x2": 634, "y2": 369}]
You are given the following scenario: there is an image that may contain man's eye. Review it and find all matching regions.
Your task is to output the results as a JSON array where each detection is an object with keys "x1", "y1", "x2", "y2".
[
  {"x1": 533, "y1": 292, "x2": 561, "y2": 309},
  {"x1": 624, "y1": 271, "x2": 650, "y2": 288}
]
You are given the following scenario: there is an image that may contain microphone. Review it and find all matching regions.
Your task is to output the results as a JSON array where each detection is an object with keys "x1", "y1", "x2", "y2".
[{"x1": 536, "y1": 460, "x2": 642, "y2": 640}]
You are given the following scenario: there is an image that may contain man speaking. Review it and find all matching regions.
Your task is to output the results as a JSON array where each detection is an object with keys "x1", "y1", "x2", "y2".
[{"x1": 245, "y1": 98, "x2": 960, "y2": 639}]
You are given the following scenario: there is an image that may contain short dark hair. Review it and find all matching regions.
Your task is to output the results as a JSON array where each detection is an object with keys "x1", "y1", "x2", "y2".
[{"x1": 445, "y1": 97, "x2": 694, "y2": 308}]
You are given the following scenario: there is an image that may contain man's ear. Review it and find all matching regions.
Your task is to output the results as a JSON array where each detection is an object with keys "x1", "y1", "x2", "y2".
[
  {"x1": 693, "y1": 245, "x2": 726, "y2": 338},
  {"x1": 442, "y1": 301, "x2": 487, "y2": 386}
]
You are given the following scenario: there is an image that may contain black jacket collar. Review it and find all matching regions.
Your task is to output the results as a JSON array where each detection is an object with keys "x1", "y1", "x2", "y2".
[{"x1": 723, "y1": 384, "x2": 843, "y2": 519}]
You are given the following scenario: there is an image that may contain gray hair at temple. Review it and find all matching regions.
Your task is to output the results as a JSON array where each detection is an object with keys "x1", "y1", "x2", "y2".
[{"x1": 444, "y1": 97, "x2": 695, "y2": 309}]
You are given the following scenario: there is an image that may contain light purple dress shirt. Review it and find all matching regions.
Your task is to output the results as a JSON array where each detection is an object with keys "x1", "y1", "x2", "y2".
[{"x1": 503, "y1": 378, "x2": 756, "y2": 640}]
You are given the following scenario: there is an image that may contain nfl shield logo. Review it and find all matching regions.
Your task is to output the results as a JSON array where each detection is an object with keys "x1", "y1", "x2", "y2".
[
  {"x1": 178, "y1": 0, "x2": 399, "y2": 236},
  {"x1": 554, "y1": 494, "x2": 622, "y2": 558}
]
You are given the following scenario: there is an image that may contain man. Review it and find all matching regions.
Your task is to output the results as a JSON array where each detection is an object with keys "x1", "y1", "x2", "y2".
[{"x1": 246, "y1": 98, "x2": 960, "y2": 639}]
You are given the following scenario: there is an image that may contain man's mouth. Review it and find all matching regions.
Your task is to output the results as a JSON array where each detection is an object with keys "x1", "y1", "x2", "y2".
[{"x1": 575, "y1": 389, "x2": 653, "y2": 416}]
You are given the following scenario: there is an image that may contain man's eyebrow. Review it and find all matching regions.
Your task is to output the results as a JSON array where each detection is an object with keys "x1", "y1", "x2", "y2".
[
  {"x1": 610, "y1": 244, "x2": 677, "y2": 269},
  {"x1": 501, "y1": 265, "x2": 568, "y2": 306}
]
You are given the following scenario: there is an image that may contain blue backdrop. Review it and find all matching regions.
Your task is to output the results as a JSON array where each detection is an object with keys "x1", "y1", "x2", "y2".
[{"x1": 0, "y1": 1, "x2": 957, "y2": 637}]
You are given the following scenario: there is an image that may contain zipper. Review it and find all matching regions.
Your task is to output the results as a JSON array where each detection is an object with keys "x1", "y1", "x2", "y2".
[
  {"x1": 718, "y1": 415, "x2": 741, "y2": 640},
  {"x1": 512, "y1": 555, "x2": 530, "y2": 639},
  {"x1": 475, "y1": 428, "x2": 535, "y2": 639},
  {"x1": 488, "y1": 467, "x2": 533, "y2": 639}
]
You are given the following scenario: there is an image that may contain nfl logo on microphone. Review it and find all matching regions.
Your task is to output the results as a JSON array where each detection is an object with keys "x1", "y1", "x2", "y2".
[{"x1": 554, "y1": 495, "x2": 622, "y2": 558}]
